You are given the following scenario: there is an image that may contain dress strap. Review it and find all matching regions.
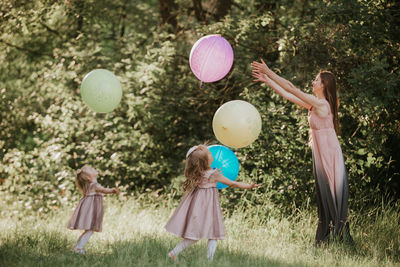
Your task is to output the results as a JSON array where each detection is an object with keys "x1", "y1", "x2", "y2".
[
  {"x1": 205, "y1": 169, "x2": 218, "y2": 178},
  {"x1": 207, "y1": 169, "x2": 220, "y2": 184},
  {"x1": 85, "y1": 182, "x2": 99, "y2": 196},
  {"x1": 310, "y1": 100, "x2": 331, "y2": 113},
  {"x1": 89, "y1": 182, "x2": 98, "y2": 189},
  {"x1": 324, "y1": 99, "x2": 332, "y2": 114}
]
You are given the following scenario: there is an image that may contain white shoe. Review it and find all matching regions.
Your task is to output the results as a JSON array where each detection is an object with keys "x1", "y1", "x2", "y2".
[{"x1": 73, "y1": 247, "x2": 86, "y2": 254}]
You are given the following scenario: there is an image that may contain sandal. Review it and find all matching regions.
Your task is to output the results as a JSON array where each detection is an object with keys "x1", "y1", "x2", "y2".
[{"x1": 168, "y1": 251, "x2": 177, "y2": 262}]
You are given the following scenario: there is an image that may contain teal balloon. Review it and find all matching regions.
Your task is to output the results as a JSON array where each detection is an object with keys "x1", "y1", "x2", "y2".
[
  {"x1": 208, "y1": 145, "x2": 239, "y2": 190},
  {"x1": 80, "y1": 69, "x2": 122, "y2": 113}
]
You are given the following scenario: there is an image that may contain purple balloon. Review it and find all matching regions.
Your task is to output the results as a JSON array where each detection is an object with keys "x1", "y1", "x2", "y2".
[{"x1": 189, "y1": 35, "x2": 234, "y2": 83}]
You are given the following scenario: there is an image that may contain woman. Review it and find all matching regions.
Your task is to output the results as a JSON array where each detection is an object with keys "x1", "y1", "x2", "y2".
[{"x1": 251, "y1": 60, "x2": 353, "y2": 244}]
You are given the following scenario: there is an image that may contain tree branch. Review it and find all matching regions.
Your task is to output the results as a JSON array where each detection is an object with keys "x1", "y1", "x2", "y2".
[
  {"x1": 40, "y1": 22, "x2": 61, "y2": 36},
  {"x1": 0, "y1": 39, "x2": 51, "y2": 57},
  {"x1": 192, "y1": 0, "x2": 205, "y2": 22}
]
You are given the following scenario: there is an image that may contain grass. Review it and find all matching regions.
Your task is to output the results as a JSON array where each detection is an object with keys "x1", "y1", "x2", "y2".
[{"x1": 1, "y1": 194, "x2": 400, "y2": 267}]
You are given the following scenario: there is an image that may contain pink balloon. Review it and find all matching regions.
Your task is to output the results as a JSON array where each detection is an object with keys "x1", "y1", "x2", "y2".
[{"x1": 189, "y1": 35, "x2": 234, "y2": 83}]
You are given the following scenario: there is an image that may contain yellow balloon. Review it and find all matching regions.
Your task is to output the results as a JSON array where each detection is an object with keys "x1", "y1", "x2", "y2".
[{"x1": 212, "y1": 100, "x2": 262, "y2": 148}]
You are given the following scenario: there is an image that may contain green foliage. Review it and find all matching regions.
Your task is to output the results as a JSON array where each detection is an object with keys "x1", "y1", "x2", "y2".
[{"x1": 0, "y1": 0, "x2": 399, "y2": 214}]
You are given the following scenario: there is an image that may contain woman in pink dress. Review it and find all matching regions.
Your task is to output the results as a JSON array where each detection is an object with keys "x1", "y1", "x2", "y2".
[
  {"x1": 165, "y1": 145, "x2": 261, "y2": 261},
  {"x1": 251, "y1": 60, "x2": 353, "y2": 244}
]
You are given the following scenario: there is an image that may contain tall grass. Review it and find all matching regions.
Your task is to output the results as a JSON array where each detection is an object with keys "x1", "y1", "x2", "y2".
[{"x1": 0, "y1": 193, "x2": 399, "y2": 267}]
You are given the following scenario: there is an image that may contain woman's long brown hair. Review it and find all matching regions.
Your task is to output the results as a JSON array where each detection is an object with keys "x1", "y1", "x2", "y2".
[
  {"x1": 182, "y1": 145, "x2": 210, "y2": 193},
  {"x1": 320, "y1": 71, "x2": 341, "y2": 134}
]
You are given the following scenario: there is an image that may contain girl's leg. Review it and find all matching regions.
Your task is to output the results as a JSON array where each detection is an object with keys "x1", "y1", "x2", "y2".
[
  {"x1": 169, "y1": 238, "x2": 198, "y2": 258},
  {"x1": 207, "y1": 239, "x2": 217, "y2": 260},
  {"x1": 76, "y1": 230, "x2": 93, "y2": 250},
  {"x1": 75, "y1": 230, "x2": 88, "y2": 245},
  {"x1": 73, "y1": 230, "x2": 87, "y2": 251}
]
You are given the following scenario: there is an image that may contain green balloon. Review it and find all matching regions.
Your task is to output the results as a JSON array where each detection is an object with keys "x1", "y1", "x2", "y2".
[{"x1": 80, "y1": 69, "x2": 122, "y2": 113}]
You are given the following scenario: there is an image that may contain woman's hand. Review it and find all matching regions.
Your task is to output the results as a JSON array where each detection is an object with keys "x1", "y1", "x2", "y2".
[
  {"x1": 251, "y1": 59, "x2": 270, "y2": 74},
  {"x1": 252, "y1": 70, "x2": 272, "y2": 85}
]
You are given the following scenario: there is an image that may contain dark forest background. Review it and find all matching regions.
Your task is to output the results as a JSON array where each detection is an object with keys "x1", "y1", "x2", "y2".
[{"x1": 0, "y1": 0, "x2": 399, "y2": 214}]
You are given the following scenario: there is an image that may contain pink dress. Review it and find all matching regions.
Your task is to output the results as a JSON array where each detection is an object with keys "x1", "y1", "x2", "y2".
[
  {"x1": 309, "y1": 99, "x2": 352, "y2": 243},
  {"x1": 67, "y1": 182, "x2": 104, "y2": 232},
  {"x1": 165, "y1": 169, "x2": 225, "y2": 240}
]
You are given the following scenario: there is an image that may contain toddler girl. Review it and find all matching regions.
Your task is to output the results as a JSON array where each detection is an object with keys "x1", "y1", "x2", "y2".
[
  {"x1": 67, "y1": 165, "x2": 119, "y2": 254},
  {"x1": 165, "y1": 145, "x2": 260, "y2": 261}
]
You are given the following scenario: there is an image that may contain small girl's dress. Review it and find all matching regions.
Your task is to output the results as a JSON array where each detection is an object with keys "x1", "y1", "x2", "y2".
[
  {"x1": 67, "y1": 182, "x2": 104, "y2": 232},
  {"x1": 165, "y1": 169, "x2": 225, "y2": 240}
]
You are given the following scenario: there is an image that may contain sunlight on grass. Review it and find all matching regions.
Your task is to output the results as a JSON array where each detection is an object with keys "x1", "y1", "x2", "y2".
[{"x1": 0, "y1": 196, "x2": 399, "y2": 266}]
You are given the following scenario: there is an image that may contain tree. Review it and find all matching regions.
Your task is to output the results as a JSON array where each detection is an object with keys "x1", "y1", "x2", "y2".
[
  {"x1": 158, "y1": 0, "x2": 178, "y2": 29},
  {"x1": 214, "y1": 0, "x2": 233, "y2": 21}
]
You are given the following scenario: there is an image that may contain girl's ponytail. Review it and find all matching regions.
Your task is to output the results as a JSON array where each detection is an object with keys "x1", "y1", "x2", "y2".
[{"x1": 75, "y1": 166, "x2": 91, "y2": 195}]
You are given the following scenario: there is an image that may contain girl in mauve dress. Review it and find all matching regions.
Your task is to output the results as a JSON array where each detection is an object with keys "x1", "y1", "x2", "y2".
[
  {"x1": 165, "y1": 145, "x2": 260, "y2": 261},
  {"x1": 252, "y1": 60, "x2": 353, "y2": 245},
  {"x1": 67, "y1": 165, "x2": 119, "y2": 254}
]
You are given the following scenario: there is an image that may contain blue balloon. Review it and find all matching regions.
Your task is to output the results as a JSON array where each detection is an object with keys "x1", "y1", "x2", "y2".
[{"x1": 208, "y1": 145, "x2": 239, "y2": 189}]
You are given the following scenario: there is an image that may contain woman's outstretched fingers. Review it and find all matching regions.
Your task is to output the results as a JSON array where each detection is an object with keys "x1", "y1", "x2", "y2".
[
  {"x1": 252, "y1": 71, "x2": 261, "y2": 81},
  {"x1": 251, "y1": 60, "x2": 269, "y2": 74},
  {"x1": 252, "y1": 72, "x2": 267, "y2": 83},
  {"x1": 251, "y1": 62, "x2": 261, "y2": 69},
  {"x1": 253, "y1": 71, "x2": 269, "y2": 83}
]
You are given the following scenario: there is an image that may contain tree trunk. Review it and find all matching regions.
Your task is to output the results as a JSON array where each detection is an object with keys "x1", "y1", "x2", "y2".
[
  {"x1": 254, "y1": 0, "x2": 276, "y2": 12},
  {"x1": 192, "y1": 0, "x2": 205, "y2": 22},
  {"x1": 76, "y1": 0, "x2": 84, "y2": 34},
  {"x1": 158, "y1": 0, "x2": 178, "y2": 29},
  {"x1": 66, "y1": 0, "x2": 84, "y2": 38},
  {"x1": 120, "y1": 1, "x2": 128, "y2": 38},
  {"x1": 214, "y1": 0, "x2": 233, "y2": 21}
]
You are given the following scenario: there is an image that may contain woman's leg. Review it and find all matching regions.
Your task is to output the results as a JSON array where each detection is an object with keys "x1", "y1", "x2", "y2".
[
  {"x1": 169, "y1": 238, "x2": 198, "y2": 258},
  {"x1": 207, "y1": 239, "x2": 217, "y2": 260},
  {"x1": 313, "y1": 151, "x2": 338, "y2": 244},
  {"x1": 335, "y1": 163, "x2": 354, "y2": 245}
]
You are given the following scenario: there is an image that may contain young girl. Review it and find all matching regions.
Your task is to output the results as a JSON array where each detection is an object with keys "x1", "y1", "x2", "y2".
[
  {"x1": 251, "y1": 60, "x2": 353, "y2": 244},
  {"x1": 67, "y1": 165, "x2": 119, "y2": 254},
  {"x1": 165, "y1": 145, "x2": 260, "y2": 261}
]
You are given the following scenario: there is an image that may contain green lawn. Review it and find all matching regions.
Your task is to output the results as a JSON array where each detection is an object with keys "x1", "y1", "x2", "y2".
[{"x1": 1, "y1": 194, "x2": 399, "y2": 267}]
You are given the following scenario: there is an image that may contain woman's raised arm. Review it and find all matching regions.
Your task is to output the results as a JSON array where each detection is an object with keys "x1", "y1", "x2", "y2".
[
  {"x1": 252, "y1": 71, "x2": 311, "y2": 109},
  {"x1": 252, "y1": 59, "x2": 329, "y2": 116}
]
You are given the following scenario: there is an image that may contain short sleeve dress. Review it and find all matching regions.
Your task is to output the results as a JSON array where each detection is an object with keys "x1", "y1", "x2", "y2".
[
  {"x1": 309, "y1": 99, "x2": 352, "y2": 243},
  {"x1": 67, "y1": 182, "x2": 104, "y2": 232},
  {"x1": 165, "y1": 169, "x2": 225, "y2": 240}
]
